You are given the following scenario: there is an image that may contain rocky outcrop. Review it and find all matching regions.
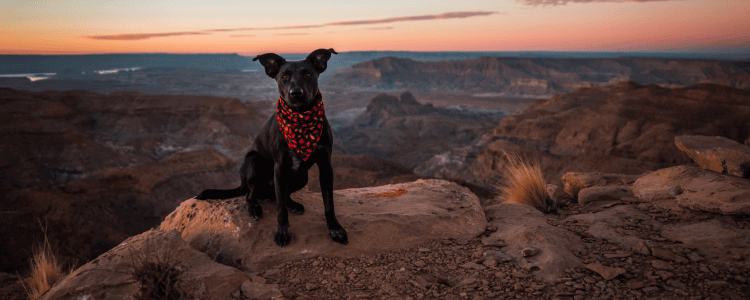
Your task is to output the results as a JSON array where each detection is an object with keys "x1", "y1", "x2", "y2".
[
  {"x1": 336, "y1": 92, "x2": 503, "y2": 168},
  {"x1": 675, "y1": 135, "x2": 750, "y2": 178},
  {"x1": 562, "y1": 172, "x2": 641, "y2": 202},
  {"x1": 483, "y1": 203, "x2": 583, "y2": 282},
  {"x1": 632, "y1": 165, "x2": 750, "y2": 215},
  {"x1": 159, "y1": 179, "x2": 487, "y2": 271},
  {"x1": 417, "y1": 82, "x2": 750, "y2": 191},
  {"x1": 39, "y1": 230, "x2": 255, "y2": 300}
]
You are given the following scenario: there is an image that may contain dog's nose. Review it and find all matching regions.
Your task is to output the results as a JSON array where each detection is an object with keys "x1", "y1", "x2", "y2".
[{"x1": 290, "y1": 88, "x2": 303, "y2": 98}]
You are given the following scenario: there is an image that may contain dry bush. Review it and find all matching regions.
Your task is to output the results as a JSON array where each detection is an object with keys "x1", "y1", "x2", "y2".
[
  {"x1": 22, "y1": 223, "x2": 70, "y2": 300},
  {"x1": 495, "y1": 152, "x2": 557, "y2": 213},
  {"x1": 129, "y1": 240, "x2": 186, "y2": 300}
]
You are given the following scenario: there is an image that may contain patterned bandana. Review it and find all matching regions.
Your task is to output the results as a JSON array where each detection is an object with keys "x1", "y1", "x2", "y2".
[{"x1": 276, "y1": 91, "x2": 325, "y2": 161}]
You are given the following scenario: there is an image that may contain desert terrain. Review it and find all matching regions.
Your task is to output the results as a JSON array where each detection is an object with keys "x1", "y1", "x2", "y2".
[{"x1": 1, "y1": 55, "x2": 750, "y2": 300}]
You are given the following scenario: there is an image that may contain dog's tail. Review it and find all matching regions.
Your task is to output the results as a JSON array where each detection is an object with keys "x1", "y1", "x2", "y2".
[{"x1": 195, "y1": 186, "x2": 247, "y2": 200}]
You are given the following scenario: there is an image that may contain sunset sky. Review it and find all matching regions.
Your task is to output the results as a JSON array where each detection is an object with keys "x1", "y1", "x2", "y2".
[{"x1": 1, "y1": 0, "x2": 748, "y2": 55}]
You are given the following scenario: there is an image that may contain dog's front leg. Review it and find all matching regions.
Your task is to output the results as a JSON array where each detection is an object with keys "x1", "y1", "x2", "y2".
[
  {"x1": 273, "y1": 156, "x2": 292, "y2": 247},
  {"x1": 318, "y1": 151, "x2": 348, "y2": 245}
]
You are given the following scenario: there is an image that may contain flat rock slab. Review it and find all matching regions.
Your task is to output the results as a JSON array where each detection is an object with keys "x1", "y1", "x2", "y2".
[
  {"x1": 578, "y1": 185, "x2": 634, "y2": 205},
  {"x1": 662, "y1": 219, "x2": 750, "y2": 265},
  {"x1": 159, "y1": 179, "x2": 487, "y2": 271},
  {"x1": 562, "y1": 172, "x2": 641, "y2": 200},
  {"x1": 675, "y1": 135, "x2": 750, "y2": 178},
  {"x1": 484, "y1": 203, "x2": 583, "y2": 282},
  {"x1": 632, "y1": 165, "x2": 750, "y2": 215},
  {"x1": 566, "y1": 205, "x2": 660, "y2": 250},
  {"x1": 39, "y1": 230, "x2": 251, "y2": 300}
]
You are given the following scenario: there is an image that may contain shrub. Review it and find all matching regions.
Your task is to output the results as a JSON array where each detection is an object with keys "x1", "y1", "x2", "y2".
[
  {"x1": 129, "y1": 241, "x2": 185, "y2": 300},
  {"x1": 23, "y1": 227, "x2": 67, "y2": 300}
]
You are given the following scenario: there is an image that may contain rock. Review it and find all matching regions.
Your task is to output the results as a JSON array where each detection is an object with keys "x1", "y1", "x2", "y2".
[
  {"x1": 38, "y1": 230, "x2": 251, "y2": 300},
  {"x1": 241, "y1": 281, "x2": 283, "y2": 300},
  {"x1": 650, "y1": 247, "x2": 688, "y2": 264},
  {"x1": 642, "y1": 286, "x2": 659, "y2": 294},
  {"x1": 706, "y1": 280, "x2": 729, "y2": 288},
  {"x1": 562, "y1": 172, "x2": 641, "y2": 200},
  {"x1": 586, "y1": 263, "x2": 625, "y2": 280},
  {"x1": 674, "y1": 135, "x2": 750, "y2": 178},
  {"x1": 662, "y1": 219, "x2": 750, "y2": 265},
  {"x1": 512, "y1": 270, "x2": 532, "y2": 278},
  {"x1": 482, "y1": 258, "x2": 497, "y2": 268},
  {"x1": 414, "y1": 260, "x2": 426, "y2": 267},
  {"x1": 632, "y1": 241, "x2": 651, "y2": 256},
  {"x1": 305, "y1": 283, "x2": 318, "y2": 291},
  {"x1": 577, "y1": 186, "x2": 634, "y2": 205},
  {"x1": 632, "y1": 165, "x2": 750, "y2": 215},
  {"x1": 651, "y1": 260, "x2": 674, "y2": 270},
  {"x1": 522, "y1": 248, "x2": 540, "y2": 257},
  {"x1": 566, "y1": 205, "x2": 658, "y2": 250},
  {"x1": 480, "y1": 236, "x2": 507, "y2": 247},
  {"x1": 483, "y1": 250, "x2": 513, "y2": 262},
  {"x1": 626, "y1": 280, "x2": 645, "y2": 289},
  {"x1": 159, "y1": 179, "x2": 487, "y2": 271},
  {"x1": 460, "y1": 262, "x2": 486, "y2": 271},
  {"x1": 484, "y1": 203, "x2": 583, "y2": 282}
]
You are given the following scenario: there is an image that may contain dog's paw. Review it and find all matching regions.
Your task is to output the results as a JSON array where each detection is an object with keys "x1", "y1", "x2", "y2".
[
  {"x1": 274, "y1": 226, "x2": 291, "y2": 247},
  {"x1": 287, "y1": 200, "x2": 305, "y2": 215},
  {"x1": 248, "y1": 203, "x2": 263, "y2": 220},
  {"x1": 329, "y1": 227, "x2": 348, "y2": 245}
]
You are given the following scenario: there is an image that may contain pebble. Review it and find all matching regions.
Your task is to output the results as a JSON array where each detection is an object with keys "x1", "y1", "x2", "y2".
[
  {"x1": 414, "y1": 260, "x2": 426, "y2": 267},
  {"x1": 460, "y1": 262, "x2": 486, "y2": 271},
  {"x1": 642, "y1": 286, "x2": 659, "y2": 294},
  {"x1": 336, "y1": 262, "x2": 346, "y2": 269},
  {"x1": 522, "y1": 247, "x2": 540, "y2": 257},
  {"x1": 651, "y1": 260, "x2": 674, "y2": 270},
  {"x1": 306, "y1": 283, "x2": 319, "y2": 291}
]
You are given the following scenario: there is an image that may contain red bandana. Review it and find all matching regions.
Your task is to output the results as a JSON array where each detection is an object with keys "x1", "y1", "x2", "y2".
[{"x1": 276, "y1": 92, "x2": 325, "y2": 161}]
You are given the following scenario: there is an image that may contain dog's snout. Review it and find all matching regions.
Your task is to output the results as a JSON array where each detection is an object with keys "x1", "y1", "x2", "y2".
[{"x1": 290, "y1": 87, "x2": 303, "y2": 98}]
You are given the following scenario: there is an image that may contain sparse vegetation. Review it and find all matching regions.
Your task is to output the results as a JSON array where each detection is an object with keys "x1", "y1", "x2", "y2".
[
  {"x1": 129, "y1": 240, "x2": 185, "y2": 300},
  {"x1": 22, "y1": 224, "x2": 68, "y2": 300},
  {"x1": 495, "y1": 152, "x2": 557, "y2": 213}
]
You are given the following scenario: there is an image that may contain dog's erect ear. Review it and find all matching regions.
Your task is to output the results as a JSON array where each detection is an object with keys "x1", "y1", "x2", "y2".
[
  {"x1": 305, "y1": 48, "x2": 338, "y2": 74},
  {"x1": 253, "y1": 53, "x2": 287, "y2": 78}
]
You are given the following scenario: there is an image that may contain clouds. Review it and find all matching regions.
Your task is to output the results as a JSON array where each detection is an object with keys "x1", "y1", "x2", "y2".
[
  {"x1": 88, "y1": 31, "x2": 208, "y2": 41},
  {"x1": 87, "y1": 11, "x2": 498, "y2": 41},
  {"x1": 517, "y1": 0, "x2": 675, "y2": 5}
]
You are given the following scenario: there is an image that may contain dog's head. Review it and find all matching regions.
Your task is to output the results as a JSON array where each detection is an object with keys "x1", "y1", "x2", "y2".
[{"x1": 253, "y1": 48, "x2": 338, "y2": 109}]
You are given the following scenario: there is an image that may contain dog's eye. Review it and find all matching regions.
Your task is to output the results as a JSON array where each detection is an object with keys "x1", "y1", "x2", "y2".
[
  {"x1": 304, "y1": 73, "x2": 312, "y2": 79},
  {"x1": 282, "y1": 75, "x2": 290, "y2": 80}
]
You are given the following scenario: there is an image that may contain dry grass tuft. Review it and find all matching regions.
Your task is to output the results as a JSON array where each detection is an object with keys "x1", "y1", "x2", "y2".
[
  {"x1": 495, "y1": 152, "x2": 557, "y2": 213},
  {"x1": 129, "y1": 240, "x2": 186, "y2": 300},
  {"x1": 22, "y1": 224, "x2": 68, "y2": 300}
]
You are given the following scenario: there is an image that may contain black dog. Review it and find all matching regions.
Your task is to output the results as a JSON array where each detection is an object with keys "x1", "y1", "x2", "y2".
[{"x1": 196, "y1": 48, "x2": 347, "y2": 247}]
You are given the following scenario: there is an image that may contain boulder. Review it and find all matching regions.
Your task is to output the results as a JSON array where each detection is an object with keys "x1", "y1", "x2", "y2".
[
  {"x1": 562, "y1": 172, "x2": 641, "y2": 200},
  {"x1": 483, "y1": 203, "x2": 583, "y2": 282},
  {"x1": 39, "y1": 230, "x2": 252, "y2": 300},
  {"x1": 674, "y1": 135, "x2": 750, "y2": 178},
  {"x1": 159, "y1": 179, "x2": 487, "y2": 271},
  {"x1": 632, "y1": 165, "x2": 750, "y2": 215}
]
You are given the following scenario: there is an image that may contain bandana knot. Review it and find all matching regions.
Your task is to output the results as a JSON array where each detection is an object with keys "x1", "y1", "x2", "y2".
[{"x1": 276, "y1": 92, "x2": 325, "y2": 161}]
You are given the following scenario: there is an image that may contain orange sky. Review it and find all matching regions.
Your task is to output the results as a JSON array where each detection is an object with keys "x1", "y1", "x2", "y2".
[{"x1": 1, "y1": 0, "x2": 748, "y2": 55}]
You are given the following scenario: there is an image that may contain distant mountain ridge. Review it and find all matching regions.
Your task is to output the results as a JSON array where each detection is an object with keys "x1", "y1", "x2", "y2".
[{"x1": 325, "y1": 56, "x2": 750, "y2": 97}]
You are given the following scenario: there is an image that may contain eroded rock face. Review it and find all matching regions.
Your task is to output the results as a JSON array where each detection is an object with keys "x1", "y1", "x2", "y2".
[
  {"x1": 674, "y1": 135, "x2": 750, "y2": 178},
  {"x1": 633, "y1": 165, "x2": 750, "y2": 215},
  {"x1": 159, "y1": 179, "x2": 487, "y2": 271},
  {"x1": 39, "y1": 230, "x2": 252, "y2": 300},
  {"x1": 483, "y1": 203, "x2": 583, "y2": 282}
]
